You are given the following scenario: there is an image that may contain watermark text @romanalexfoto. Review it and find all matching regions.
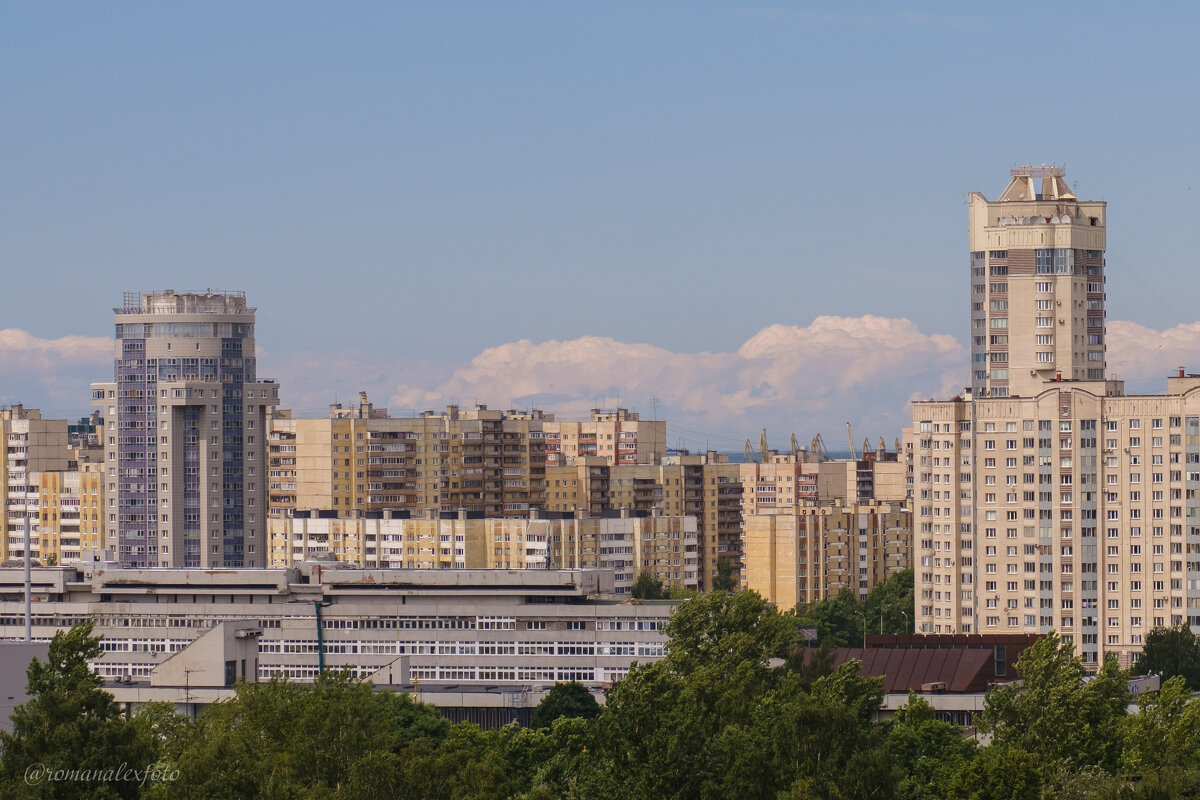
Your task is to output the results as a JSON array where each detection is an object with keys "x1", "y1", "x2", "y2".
[{"x1": 24, "y1": 762, "x2": 179, "y2": 787}]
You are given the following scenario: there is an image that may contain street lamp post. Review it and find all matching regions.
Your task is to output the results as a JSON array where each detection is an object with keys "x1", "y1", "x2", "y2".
[
  {"x1": 314, "y1": 601, "x2": 333, "y2": 674},
  {"x1": 900, "y1": 610, "x2": 909, "y2": 635},
  {"x1": 854, "y1": 610, "x2": 867, "y2": 648}
]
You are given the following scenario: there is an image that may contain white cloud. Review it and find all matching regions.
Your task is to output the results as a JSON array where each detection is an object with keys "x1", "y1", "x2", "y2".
[
  {"x1": 390, "y1": 315, "x2": 967, "y2": 445},
  {"x1": 0, "y1": 329, "x2": 111, "y2": 412},
  {"x1": 8, "y1": 317, "x2": 1200, "y2": 447},
  {"x1": 1106, "y1": 320, "x2": 1200, "y2": 387},
  {"x1": 0, "y1": 329, "x2": 111, "y2": 366}
]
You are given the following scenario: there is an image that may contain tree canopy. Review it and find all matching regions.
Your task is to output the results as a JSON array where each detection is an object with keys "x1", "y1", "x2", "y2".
[
  {"x1": 7, "y1": 607, "x2": 1200, "y2": 799},
  {"x1": 630, "y1": 570, "x2": 665, "y2": 600},
  {"x1": 1132, "y1": 623, "x2": 1200, "y2": 691},
  {"x1": 530, "y1": 681, "x2": 601, "y2": 728}
]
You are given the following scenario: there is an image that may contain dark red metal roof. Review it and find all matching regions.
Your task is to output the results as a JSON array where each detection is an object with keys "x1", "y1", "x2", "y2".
[{"x1": 810, "y1": 646, "x2": 995, "y2": 693}]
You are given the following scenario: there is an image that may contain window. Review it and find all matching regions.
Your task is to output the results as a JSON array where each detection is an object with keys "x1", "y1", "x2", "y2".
[{"x1": 1037, "y1": 248, "x2": 1074, "y2": 274}]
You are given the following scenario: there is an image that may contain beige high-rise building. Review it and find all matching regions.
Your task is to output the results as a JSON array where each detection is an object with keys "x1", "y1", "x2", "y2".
[
  {"x1": 270, "y1": 399, "x2": 547, "y2": 520},
  {"x1": 913, "y1": 167, "x2": 1200, "y2": 669},
  {"x1": 740, "y1": 454, "x2": 819, "y2": 515},
  {"x1": 35, "y1": 467, "x2": 105, "y2": 564},
  {"x1": 743, "y1": 502, "x2": 910, "y2": 607},
  {"x1": 545, "y1": 453, "x2": 740, "y2": 591},
  {"x1": 1, "y1": 406, "x2": 71, "y2": 562},
  {"x1": 544, "y1": 408, "x2": 666, "y2": 466},
  {"x1": 968, "y1": 165, "x2": 1107, "y2": 398}
]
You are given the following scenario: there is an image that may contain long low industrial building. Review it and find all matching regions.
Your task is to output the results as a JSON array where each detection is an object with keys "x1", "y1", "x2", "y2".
[{"x1": 0, "y1": 562, "x2": 675, "y2": 726}]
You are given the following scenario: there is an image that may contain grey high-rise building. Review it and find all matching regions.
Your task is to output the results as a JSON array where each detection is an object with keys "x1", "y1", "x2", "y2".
[{"x1": 91, "y1": 291, "x2": 279, "y2": 567}]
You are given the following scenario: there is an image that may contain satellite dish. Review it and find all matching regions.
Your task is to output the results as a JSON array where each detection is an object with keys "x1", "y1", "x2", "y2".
[
  {"x1": 1017, "y1": 192, "x2": 1025, "y2": 199},
  {"x1": 1061, "y1": 215, "x2": 1071, "y2": 223},
  {"x1": 1050, "y1": 216, "x2": 1060, "y2": 224}
]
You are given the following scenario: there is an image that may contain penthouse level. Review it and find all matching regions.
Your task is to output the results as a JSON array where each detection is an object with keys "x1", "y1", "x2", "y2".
[{"x1": 0, "y1": 564, "x2": 673, "y2": 700}]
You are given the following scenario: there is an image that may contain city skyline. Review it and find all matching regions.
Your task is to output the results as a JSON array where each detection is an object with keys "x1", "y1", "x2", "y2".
[{"x1": 5, "y1": 4, "x2": 1200, "y2": 443}]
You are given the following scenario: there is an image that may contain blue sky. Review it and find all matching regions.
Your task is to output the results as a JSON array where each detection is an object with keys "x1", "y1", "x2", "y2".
[{"x1": 3, "y1": 2, "x2": 1199, "y2": 451}]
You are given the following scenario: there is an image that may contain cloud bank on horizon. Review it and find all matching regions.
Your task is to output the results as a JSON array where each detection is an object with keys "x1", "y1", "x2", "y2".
[{"x1": 4, "y1": 318, "x2": 1200, "y2": 443}]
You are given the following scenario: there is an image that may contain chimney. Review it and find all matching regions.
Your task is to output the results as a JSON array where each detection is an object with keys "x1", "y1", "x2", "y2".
[{"x1": 1179, "y1": 366, "x2": 1186, "y2": 378}]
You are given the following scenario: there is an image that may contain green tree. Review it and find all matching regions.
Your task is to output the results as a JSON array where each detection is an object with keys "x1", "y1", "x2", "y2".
[
  {"x1": 1122, "y1": 675, "x2": 1200, "y2": 776},
  {"x1": 862, "y1": 568, "x2": 914, "y2": 636},
  {"x1": 1131, "y1": 624, "x2": 1200, "y2": 691},
  {"x1": 794, "y1": 587, "x2": 863, "y2": 647},
  {"x1": 530, "y1": 681, "x2": 601, "y2": 728},
  {"x1": 710, "y1": 558, "x2": 736, "y2": 593},
  {"x1": 885, "y1": 692, "x2": 977, "y2": 799},
  {"x1": 0, "y1": 622, "x2": 163, "y2": 800},
  {"x1": 631, "y1": 570, "x2": 665, "y2": 600},
  {"x1": 948, "y1": 745, "x2": 1043, "y2": 800},
  {"x1": 163, "y1": 671, "x2": 450, "y2": 800},
  {"x1": 978, "y1": 632, "x2": 1130, "y2": 774}
]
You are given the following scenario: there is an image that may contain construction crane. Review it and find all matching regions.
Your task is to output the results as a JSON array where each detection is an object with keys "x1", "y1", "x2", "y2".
[
  {"x1": 744, "y1": 438, "x2": 757, "y2": 464},
  {"x1": 759, "y1": 428, "x2": 769, "y2": 463},
  {"x1": 810, "y1": 434, "x2": 830, "y2": 462},
  {"x1": 790, "y1": 433, "x2": 800, "y2": 457},
  {"x1": 845, "y1": 422, "x2": 857, "y2": 460}
]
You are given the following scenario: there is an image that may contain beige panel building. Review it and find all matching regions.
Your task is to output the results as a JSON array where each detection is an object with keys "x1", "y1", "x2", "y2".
[
  {"x1": 1, "y1": 406, "x2": 71, "y2": 562},
  {"x1": 267, "y1": 509, "x2": 696, "y2": 595},
  {"x1": 743, "y1": 502, "x2": 910, "y2": 607},
  {"x1": 549, "y1": 512, "x2": 699, "y2": 595},
  {"x1": 545, "y1": 453, "x2": 740, "y2": 591},
  {"x1": 740, "y1": 454, "x2": 819, "y2": 515},
  {"x1": 968, "y1": 165, "x2": 1107, "y2": 398},
  {"x1": 544, "y1": 408, "x2": 666, "y2": 466},
  {"x1": 36, "y1": 467, "x2": 105, "y2": 564},
  {"x1": 268, "y1": 511, "x2": 550, "y2": 570},
  {"x1": 913, "y1": 167, "x2": 1200, "y2": 669},
  {"x1": 270, "y1": 399, "x2": 548, "y2": 520}
]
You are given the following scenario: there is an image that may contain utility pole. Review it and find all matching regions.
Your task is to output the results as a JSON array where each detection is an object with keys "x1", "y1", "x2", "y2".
[
  {"x1": 314, "y1": 601, "x2": 332, "y2": 674},
  {"x1": 24, "y1": 502, "x2": 32, "y2": 641}
]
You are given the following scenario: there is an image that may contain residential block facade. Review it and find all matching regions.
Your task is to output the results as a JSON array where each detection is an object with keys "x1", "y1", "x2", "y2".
[
  {"x1": 269, "y1": 399, "x2": 547, "y2": 519},
  {"x1": 743, "y1": 501, "x2": 910, "y2": 606},
  {"x1": 913, "y1": 167, "x2": 1200, "y2": 668},
  {"x1": 91, "y1": 291, "x2": 279, "y2": 568}
]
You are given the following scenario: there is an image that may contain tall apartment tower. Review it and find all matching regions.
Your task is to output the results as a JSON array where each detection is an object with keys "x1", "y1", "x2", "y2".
[
  {"x1": 915, "y1": 168, "x2": 1200, "y2": 669},
  {"x1": 969, "y1": 165, "x2": 1107, "y2": 397},
  {"x1": 92, "y1": 291, "x2": 279, "y2": 568}
]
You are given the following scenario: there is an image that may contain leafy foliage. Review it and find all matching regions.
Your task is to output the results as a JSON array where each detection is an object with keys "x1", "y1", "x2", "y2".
[
  {"x1": 978, "y1": 632, "x2": 1129, "y2": 774},
  {"x1": 793, "y1": 569, "x2": 914, "y2": 646},
  {"x1": 1132, "y1": 623, "x2": 1200, "y2": 691},
  {"x1": 630, "y1": 570, "x2": 665, "y2": 600},
  {"x1": 10, "y1": 610, "x2": 1200, "y2": 800},
  {"x1": 0, "y1": 622, "x2": 162, "y2": 800},
  {"x1": 710, "y1": 557, "x2": 736, "y2": 593},
  {"x1": 530, "y1": 681, "x2": 600, "y2": 728}
]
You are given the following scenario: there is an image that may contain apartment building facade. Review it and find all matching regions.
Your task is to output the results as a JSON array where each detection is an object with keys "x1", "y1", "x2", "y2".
[
  {"x1": 543, "y1": 408, "x2": 666, "y2": 467},
  {"x1": 270, "y1": 399, "x2": 548, "y2": 520},
  {"x1": 545, "y1": 453, "x2": 741, "y2": 591},
  {"x1": 743, "y1": 502, "x2": 911, "y2": 606},
  {"x1": 912, "y1": 167, "x2": 1200, "y2": 668},
  {"x1": 267, "y1": 510, "x2": 551, "y2": 570},
  {"x1": 1, "y1": 406, "x2": 71, "y2": 562},
  {"x1": 91, "y1": 291, "x2": 280, "y2": 568}
]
